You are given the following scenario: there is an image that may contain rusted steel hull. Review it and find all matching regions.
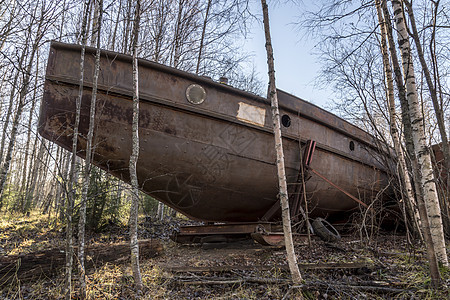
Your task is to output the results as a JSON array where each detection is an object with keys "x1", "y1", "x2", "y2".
[{"x1": 39, "y1": 42, "x2": 393, "y2": 222}]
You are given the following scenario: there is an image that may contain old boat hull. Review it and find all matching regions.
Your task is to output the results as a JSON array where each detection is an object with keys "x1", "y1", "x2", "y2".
[{"x1": 39, "y1": 42, "x2": 392, "y2": 222}]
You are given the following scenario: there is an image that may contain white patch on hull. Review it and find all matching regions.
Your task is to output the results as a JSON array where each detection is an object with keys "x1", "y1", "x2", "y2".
[{"x1": 236, "y1": 102, "x2": 266, "y2": 127}]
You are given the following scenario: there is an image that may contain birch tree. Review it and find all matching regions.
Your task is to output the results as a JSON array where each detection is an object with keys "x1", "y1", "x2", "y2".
[
  {"x1": 391, "y1": 0, "x2": 448, "y2": 267},
  {"x1": 260, "y1": 0, "x2": 303, "y2": 287},
  {"x1": 375, "y1": 0, "x2": 420, "y2": 235},
  {"x1": 403, "y1": 0, "x2": 450, "y2": 234},
  {"x1": 78, "y1": 0, "x2": 102, "y2": 297},
  {"x1": 379, "y1": 1, "x2": 430, "y2": 248},
  {"x1": 129, "y1": 0, "x2": 143, "y2": 293},
  {"x1": 66, "y1": 1, "x2": 91, "y2": 298},
  {"x1": 0, "y1": 3, "x2": 44, "y2": 208},
  {"x1": 403, "y1": 0, "x2": 450, "y2": 190},
  {"x1": 375, "y1": 0, "x2": 441, "y2": 286}
]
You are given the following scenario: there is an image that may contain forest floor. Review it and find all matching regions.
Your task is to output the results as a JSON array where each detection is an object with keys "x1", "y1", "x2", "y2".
[{"x1": 0, "y1": 212, "x2": 449, "y2": 299}]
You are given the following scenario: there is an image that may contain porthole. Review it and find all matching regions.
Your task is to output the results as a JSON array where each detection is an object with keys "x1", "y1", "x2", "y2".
[
  {"x1": 281, "y1": 114, "x2": 291, "y2": 127},
  {"x1": 349, "y1": 141, "x2": 355, "y2": 151},
  {"x1": 186, "y1": 84, "x2": 206, "y2": 105}
]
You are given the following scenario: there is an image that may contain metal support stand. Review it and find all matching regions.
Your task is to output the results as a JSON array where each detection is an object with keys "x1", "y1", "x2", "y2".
[{"x1": 262, "y1": 140, "x2": 316, "y2": 223}]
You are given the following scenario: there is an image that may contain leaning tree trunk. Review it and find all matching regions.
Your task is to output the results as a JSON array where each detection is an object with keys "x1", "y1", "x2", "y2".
[
  {"x1": 260, "y1": 0, "x2": 303, "y2": 286},
  {"x1": 129, "y1": 0, "x2": 143, "y2": 294},
  {"x1": 196, "y1": 0, "x2": 211, "y2": 74},
  {"x1": 391, "y1": 0, "x2": 448, "y2": 267}
]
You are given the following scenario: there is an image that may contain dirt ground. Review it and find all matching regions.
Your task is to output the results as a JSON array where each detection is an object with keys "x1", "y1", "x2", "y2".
[{"x1": 0, "y1": 213, "x2": 449, "y2": 299}]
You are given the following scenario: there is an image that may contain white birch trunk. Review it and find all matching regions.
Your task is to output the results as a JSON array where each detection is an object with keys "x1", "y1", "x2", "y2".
[
  {"x1": 375, "y1": 0, "x2": 421, "y2": 238},
  {"x1": 78, "y1": 0, "x2": 102, "y2": 296},
  {"x1": 391, "y1": 0, "x2": 448, "y2": 267},
  {"x1": 377, "y1": 3, "x2": 442, "y2": 286},
  {"x1": 66, "y1": 2, "x2": 91, "y2": 298},
  {"x1": 129, "y1": 0, "x2": 143, "y2": 293},
  {"x1": 404, "y1": 0, "x2": 450, "y2": 194},
  {"x1": 260, "y1": 0, "x2": 302, "y2": 286},
  {"x1": 404, "y1": 0, "x2": 450, "y2": 234},
  {"x1": 157, "y1": 202, "x2": 165, "y2": 221}
]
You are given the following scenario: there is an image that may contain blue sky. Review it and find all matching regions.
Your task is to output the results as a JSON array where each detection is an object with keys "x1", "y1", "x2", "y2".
[{"x1": 243, "y1": 1, "x2": 332, "y2": 108}]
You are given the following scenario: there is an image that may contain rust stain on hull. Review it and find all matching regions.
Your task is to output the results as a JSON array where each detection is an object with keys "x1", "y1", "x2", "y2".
[{"x1": 39, "y1": 42, "x2": 394, "y2": 222}]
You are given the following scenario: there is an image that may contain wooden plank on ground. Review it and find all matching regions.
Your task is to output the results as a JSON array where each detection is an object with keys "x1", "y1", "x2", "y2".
[{"x1": 167, "y1": 261, "x2": 373, "y2": 273}]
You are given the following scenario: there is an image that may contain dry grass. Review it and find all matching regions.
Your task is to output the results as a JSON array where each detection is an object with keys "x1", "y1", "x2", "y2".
[{"x1": 0, "y1": 212, "x2": 449, "y2": 299}]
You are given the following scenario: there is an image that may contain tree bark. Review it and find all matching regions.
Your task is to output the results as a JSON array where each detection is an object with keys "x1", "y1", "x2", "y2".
[
  {"x1": 171, "y1": 0, "x2": 184, "y2": 68},
  {"x1": 110, "y1": 0, "x2": 122, "y2": 51},
  {"x1": 260, "y1": 0, "x2": 303, "y2": 286},
  {"x1": 90, "y1": 0, "x2": 100, "y2": 47},
  {"x1": 375, "y1": 0, "x2": 421, "y2": 238},
  {"x1": 196, "y1": 0, "x2": 211, "y2": 74},
  {"x1": 26, "y1": 139, "x2": 45, "y2": 213},
  {"x1": 380, "y1": 1, "x2": 415, "y2": 162},
  {"x1": 0, "y1": 10, "x2": 42, "y2": 207},
  {"x1": 122, "y1": 0, "x2": 132, "y2": 54},
  {"x1": 78, "y1": 0, "x2": 99, "y2": 297},
  {"x1": 58, "y1": 0, "x2": 67, "y2": 40},
  {"x1": 391, "y1": 0, "x2": 448, "y2": 267},
  {"x1": 381, "y1": 1, "x2": 429, "y2": 247},
  {"x1": 43, "y1": 146, "x2": 60, "y2": 215},
  {"x1": 20, "y1": 53, "x2": 40, "y2": 213},
  {"x1": 376, "y1": 0, "x2": 441, "y2": 286},
  {"x1": 404, "y1": 0, "x2": 450, "y2": 235},
  {"x1": 403, "y1": 0, "x2": 450, "y2": 195},
  {"x1": 58, "y1": 151, "x2": 71, "y2": 221},
  {"x1": 65, "y1": 2, "x2": 91, "y2": 299},
  {"x1": 0, "y1": 40, "x2": 27, "y2": 168},
  {"x1": 129, "y1": 0, "x2": 143, "y2": 294}
]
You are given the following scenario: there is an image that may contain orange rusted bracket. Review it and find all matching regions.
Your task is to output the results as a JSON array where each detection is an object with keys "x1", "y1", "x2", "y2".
[
  {"x1": 290, "y1": 140, "x2": 315, "y2": 221},
  {"x1": 309, "y1": 167, "x2": 370, "y2": 210}
]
